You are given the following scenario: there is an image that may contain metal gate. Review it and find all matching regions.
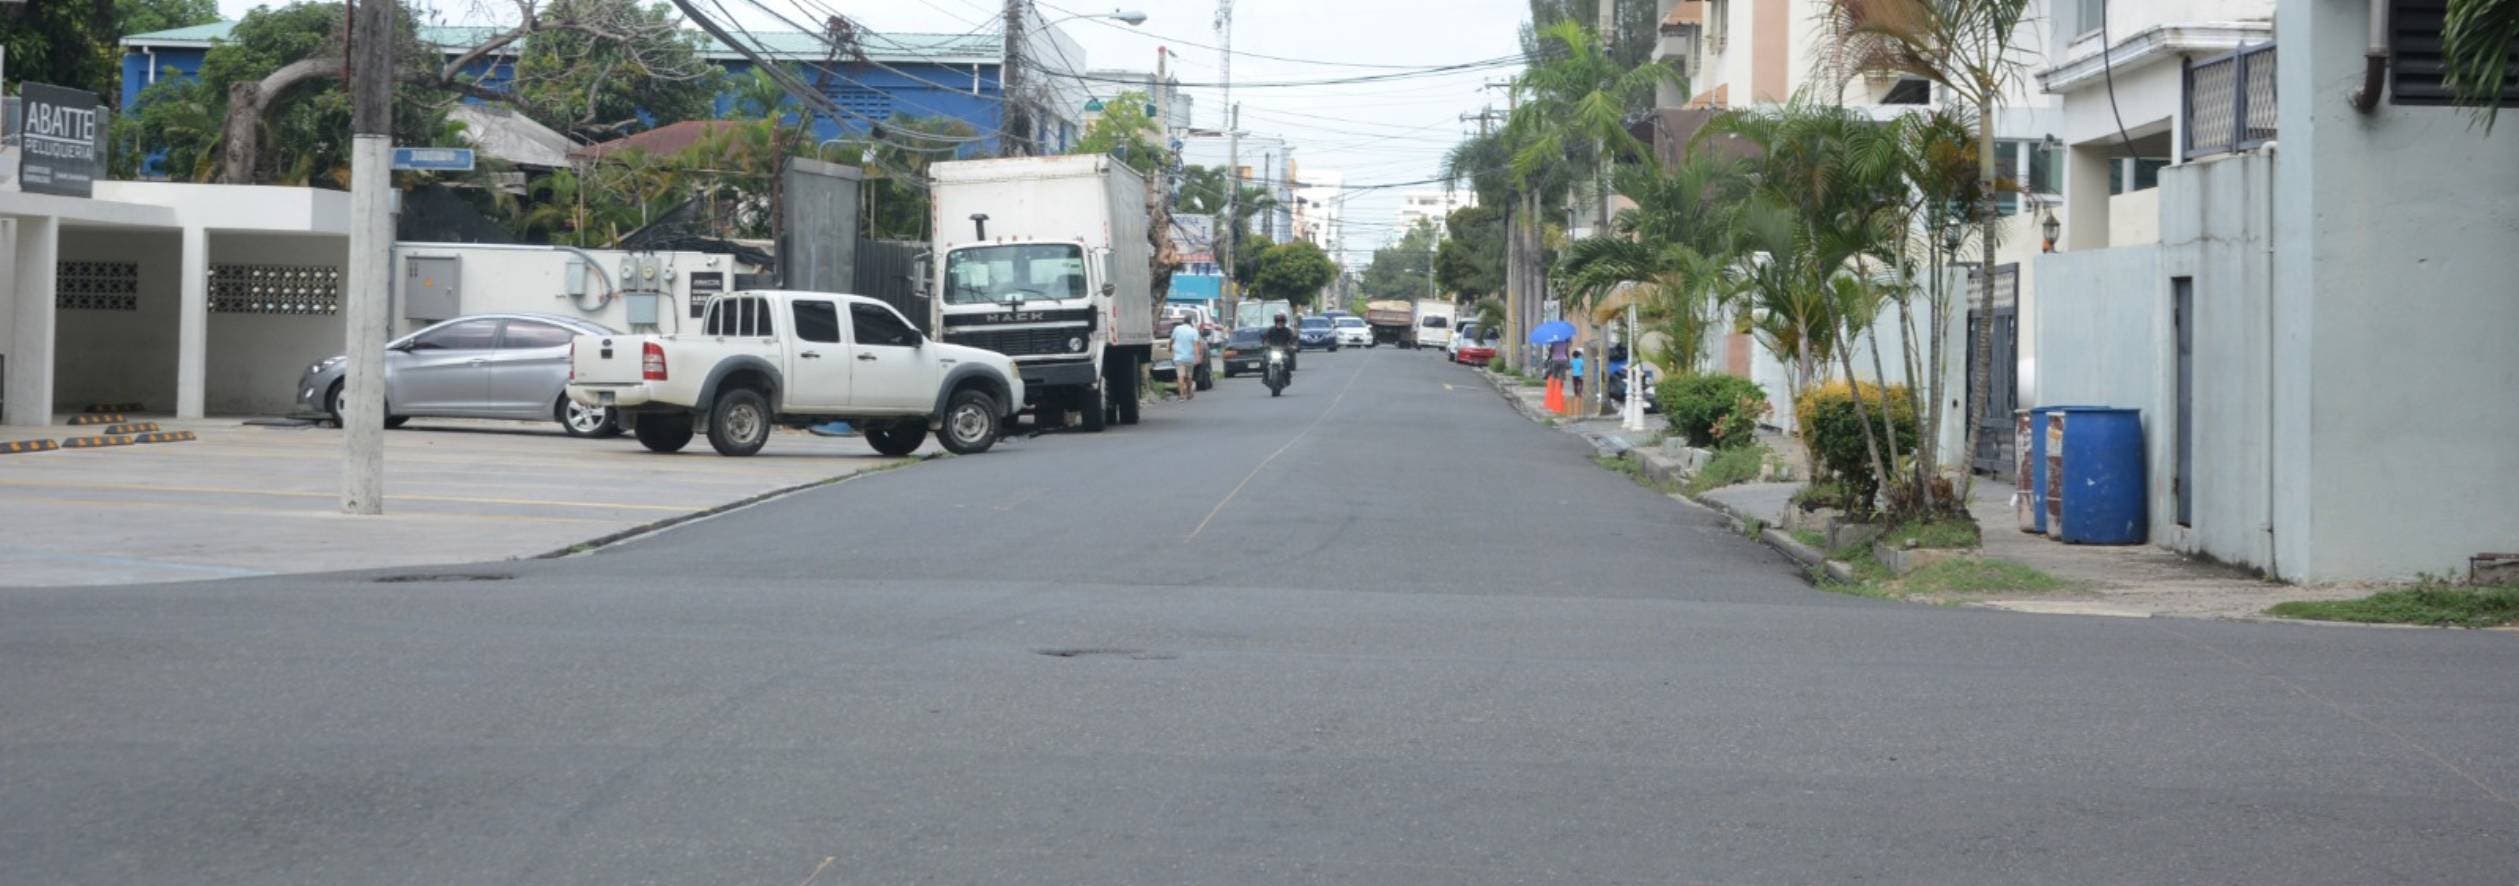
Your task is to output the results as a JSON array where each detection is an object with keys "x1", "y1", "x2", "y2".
[
  {"x1": 1967, "y1": 265, "x2": 2020, "y2": 477},
  {"x1": 2174, "y1": 277, "x2": 2194, "y2": 527},
  {"x1": 853, "y1": 238, "x2": 930, "y2": 334}
]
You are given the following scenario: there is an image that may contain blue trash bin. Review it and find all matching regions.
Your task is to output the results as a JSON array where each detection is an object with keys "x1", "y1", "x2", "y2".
[
  {"x1": 2024, "y1": 405, "x2": 2097, "y2": 536},
  {"x1": 2051, "y1": 408, "x2": 2146, "y2": 545}
]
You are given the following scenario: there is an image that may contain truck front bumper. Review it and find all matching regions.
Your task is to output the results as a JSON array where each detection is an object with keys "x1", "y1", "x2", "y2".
[{"x1": 1013, "y1": 359, "x2": 1098, "y2": 403}]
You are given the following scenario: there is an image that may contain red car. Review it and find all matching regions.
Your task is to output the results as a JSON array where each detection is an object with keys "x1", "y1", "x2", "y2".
[{"x1": 1454, "y1": 339, "x2": 1497, "y2": 366}]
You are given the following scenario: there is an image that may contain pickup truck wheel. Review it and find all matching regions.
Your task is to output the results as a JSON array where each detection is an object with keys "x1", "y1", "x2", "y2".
[
  {"x1": 865, "y1": 423, "x2": 927, "y2": 457},
  {"x1": 939, "y1": 390, "x2": 1000, "y2": 455},
  {"x1": 706, "y1": 388, "x2": 772, "y2": 457},
  {"x1": 634, "y1": 413, "x2": 694, "y2": 453},
  {"x1": 557, "y1": 396, "x2": 620, "y2": 438}
]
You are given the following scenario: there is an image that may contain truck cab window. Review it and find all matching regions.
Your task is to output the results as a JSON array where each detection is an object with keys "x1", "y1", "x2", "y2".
[
  {"x1": 942, "y1": 244, "x2": 1086, "y2": 305},
  {"x1": 851, "y1": 303, "x2": 920, "y2": 347},
  {"x1": 792, "y1": 300, "x2": 842, "y2": 344}
]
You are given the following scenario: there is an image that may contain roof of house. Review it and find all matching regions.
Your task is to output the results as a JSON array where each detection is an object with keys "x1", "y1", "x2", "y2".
[
  {"x1": 569, "y1": 119, "x2": 748, "y2": 161},
  {"x1": 450, "y1": 104, "x2": 577, "y2": 168},
  {"x1": 121, "y1": 21, "x2": 1001, "y2": 63}
]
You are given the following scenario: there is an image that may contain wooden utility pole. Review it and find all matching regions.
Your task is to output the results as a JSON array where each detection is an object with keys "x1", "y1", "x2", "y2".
[
  {"x1": 340, "y1": 0, "x2": 397, "y2": 514},
  {"x1": 1002, "y1": 0, "x2": 1030, "y2": 155}
]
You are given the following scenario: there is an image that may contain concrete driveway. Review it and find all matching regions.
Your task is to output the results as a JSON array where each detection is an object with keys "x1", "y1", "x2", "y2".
[{"x1": 0, "y1": 417, "x2": 914, "y2": 587}]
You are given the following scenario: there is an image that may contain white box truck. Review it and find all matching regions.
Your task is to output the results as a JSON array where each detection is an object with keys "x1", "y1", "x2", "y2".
[{"x1": 929, "y1": 156, "x2": 1157, "y2": 431}]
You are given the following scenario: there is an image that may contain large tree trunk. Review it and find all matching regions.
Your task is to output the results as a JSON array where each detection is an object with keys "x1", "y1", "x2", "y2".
[{"x1": 221, "y1": 57, "x2": 344, "y2": 184}]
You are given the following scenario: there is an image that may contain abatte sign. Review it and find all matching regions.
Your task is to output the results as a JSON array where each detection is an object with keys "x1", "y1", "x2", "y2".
[{"x1": 18, "y1": 83, "x2": 103, "y2": 197}]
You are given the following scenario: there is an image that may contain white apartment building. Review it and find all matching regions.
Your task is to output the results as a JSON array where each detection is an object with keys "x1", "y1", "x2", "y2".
[
  {"x1": 2027, "y1": 0, "x2": 2519, "y2": 582},
  {"x1": 1292, "y1": 170, "x2": 1343, "y2": 255},
  {"x1": 1394, "y1": 189, "x2": 1474, "y2": 238}
]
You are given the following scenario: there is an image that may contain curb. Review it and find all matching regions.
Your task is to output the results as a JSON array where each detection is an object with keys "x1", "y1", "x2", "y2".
[
  {"x1": 534, "y1": 456, "x2": 925, "y2": 559},
  {"x1": 60, "y1": 435, "x2": 135, "y2": 449},
  {"x1": 2, "y1": 438, "x2": 61, "y2": 454}
]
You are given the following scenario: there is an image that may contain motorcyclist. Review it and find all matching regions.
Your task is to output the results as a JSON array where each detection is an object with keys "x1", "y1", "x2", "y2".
[{"x1": 1261, "y1": 313, "x2": 1299, "y2": 374}]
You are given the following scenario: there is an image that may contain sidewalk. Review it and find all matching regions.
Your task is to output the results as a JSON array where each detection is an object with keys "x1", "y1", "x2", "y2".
[
  {"x1": 0, "y1": 416, "x2": 915, "y2": 587},
  {"x1": 1480, "y1": 367, "x2": 2353, "y2": 621}
]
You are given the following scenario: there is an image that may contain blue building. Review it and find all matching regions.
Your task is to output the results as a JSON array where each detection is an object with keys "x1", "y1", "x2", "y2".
[{"x1": 118, "y1": 20, "x2": 1090, "y2": 158}]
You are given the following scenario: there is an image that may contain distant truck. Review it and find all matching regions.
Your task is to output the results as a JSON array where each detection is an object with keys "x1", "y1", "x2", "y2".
[
  {"x1": 566, "y1": 290, "x2": 1022, "y2": 457},
  {"x1": 1413, "y1": 300, "x2": 1458, "y2": 349},
  {"x1": 1234, "y1": 299, "x2": 1291, "y2": 331},
  {"x1": 1365, "y1": 299, "x2": 1415, "y2": 346},
  {"x1": 929, "y1": 155, "x2": 1156, "y2": 432}
]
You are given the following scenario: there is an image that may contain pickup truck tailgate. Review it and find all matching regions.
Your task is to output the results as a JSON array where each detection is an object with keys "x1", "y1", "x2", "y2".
[{"x1": 570, "y1": 333, "x2": 650, "y2": 384}]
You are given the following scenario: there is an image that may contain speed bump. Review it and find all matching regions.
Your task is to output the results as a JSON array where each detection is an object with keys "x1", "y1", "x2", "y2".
[
  {"x1": 1, "y1": 438, "x2": 60, "y2": 454},
  {"x1": 60, "y1": 435, "x2": 136, "y2": 449},
  {"x1": 68, "y1": 413, "x2": 126, "y2": 426},
  {"x1": 128, "y1": 431, "x2": 196, "y2": 444},
  {"x1": 101, "y1": 422, "x2": 161, "y2": 435},
  {"x1": 84, "y1": 402, "x2": 143, "y2": 414}
]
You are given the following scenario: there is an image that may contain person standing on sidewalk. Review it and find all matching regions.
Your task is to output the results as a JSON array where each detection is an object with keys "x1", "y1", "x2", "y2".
[
  {"x1": 1569, "y1": 348, "x2": 1586, "y2": 400},
  {"x1": 1170, "y1": 317, "x2": 1202, "y2": 401}
]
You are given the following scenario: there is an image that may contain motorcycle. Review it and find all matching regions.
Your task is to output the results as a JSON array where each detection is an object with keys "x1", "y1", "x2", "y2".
[
  {"x1": 1607, "y1": 360, "x2": 1661, "y2": 414},
  {"x1": 1264, "y1": 347, "x2": 1290, "y2": 397}
]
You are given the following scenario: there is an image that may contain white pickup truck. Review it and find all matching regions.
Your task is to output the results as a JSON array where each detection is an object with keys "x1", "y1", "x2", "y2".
[{"x1": 566, "y1": 290, "x2": 1023, "y2": 457}]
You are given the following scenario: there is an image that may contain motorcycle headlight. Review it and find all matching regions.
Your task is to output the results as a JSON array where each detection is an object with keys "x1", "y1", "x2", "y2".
[{"x1": 1068, "y1": 336, "x2": 1086, "y2": 352}]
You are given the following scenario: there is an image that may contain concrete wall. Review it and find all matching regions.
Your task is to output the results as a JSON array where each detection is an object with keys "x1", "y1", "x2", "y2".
[
  {"x1": 53, "y1": 229, "x2": 182, "y2": 413},
  {"x1": 204, "y1": 233, "x2": 346, "y2": 416},
  {"x1": 2278, "y1": 0, "x2": 2519, "y2": 582},
  {"x1": 2159, "y1": 151, "x2": 2277, "y2": 570},
  {"x1": 2109, "y1": 188, "x2": 2161, "y2": 246},
  {"x1": 2029, "y1": 245, "x2": 2162, "y2": 415}
]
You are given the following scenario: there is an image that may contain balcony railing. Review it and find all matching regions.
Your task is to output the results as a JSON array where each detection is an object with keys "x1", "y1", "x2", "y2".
[{"x1": 2184, "y1": 43, "x2": 2276, "y2": 160}]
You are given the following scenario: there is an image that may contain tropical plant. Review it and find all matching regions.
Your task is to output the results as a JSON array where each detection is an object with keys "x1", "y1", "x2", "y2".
[
  {"x1": 1072, "y1": 90, "x2": 1168, "y2": 175},
  {"x1": 1796, "y1": 380, "x2": 1918, "y2": 518},
  {"x1": 1820, "y1": 0, "x2": 2037, "y2": 505},
  {"x1": 502, "y1": 0, "x2": 718, "y2": 142},
  {"x1": 1361, "y1": 220, "x2": 1441, "y2": 300},
  {"x1": 2442, "y1": 0, "x2": 2519, "y2": 131}
]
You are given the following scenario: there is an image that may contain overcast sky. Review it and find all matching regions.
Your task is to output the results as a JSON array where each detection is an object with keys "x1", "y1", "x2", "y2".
[{"x1": 213, "y1": 0, "x2": 1533, "y2": 259}]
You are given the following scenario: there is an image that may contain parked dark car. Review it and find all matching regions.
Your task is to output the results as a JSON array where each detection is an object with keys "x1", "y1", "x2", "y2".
[
  {"x1": 1296, "y1": 316, "x2": 1340, "y2": 351},
  {"x1": 1221, "y1": 327, "x2": 1299, "y2": 376}
]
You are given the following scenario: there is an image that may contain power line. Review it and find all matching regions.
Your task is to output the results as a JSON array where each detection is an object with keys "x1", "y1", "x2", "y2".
[{"x1": 1033, "y1": 0, "x2": 1529, "y2": 71}]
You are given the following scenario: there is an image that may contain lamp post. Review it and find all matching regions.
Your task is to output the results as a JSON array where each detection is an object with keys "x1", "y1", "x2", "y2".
[{"x1": 2040, "y1": 204, "x2": 2061, "y2": 253}]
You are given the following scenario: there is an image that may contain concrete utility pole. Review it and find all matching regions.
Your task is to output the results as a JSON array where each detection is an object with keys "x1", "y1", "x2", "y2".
[
  {"x1": 1221, "y1": 103, "x2": 1240, "y2": 322},
  {"x1": 340, "y1": 0, "x2": 395, "y2": 515},
  {"x1": 1003, "y1": 0, "x2": 1030, "y2": 155}
]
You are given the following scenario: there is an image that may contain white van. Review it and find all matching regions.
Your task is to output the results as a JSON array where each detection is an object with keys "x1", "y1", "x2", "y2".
[{"x1": 1413, "y1": 300, "x2": 1457, "y2": 349}]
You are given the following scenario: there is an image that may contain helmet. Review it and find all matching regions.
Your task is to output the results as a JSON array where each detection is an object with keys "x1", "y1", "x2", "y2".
[{"x1": 1275, "y1": 313, "x2": 1288, "y2": 323}]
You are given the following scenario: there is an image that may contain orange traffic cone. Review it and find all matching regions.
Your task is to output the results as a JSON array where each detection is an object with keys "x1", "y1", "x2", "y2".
[{"x1": 1544, "y1": 376, "x2": 1565, "y2": 414}]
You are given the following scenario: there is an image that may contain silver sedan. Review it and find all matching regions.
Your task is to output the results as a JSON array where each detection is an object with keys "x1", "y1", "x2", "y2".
[{"x1": 295, "y1": 313, "x2": 624, "y2": 437}]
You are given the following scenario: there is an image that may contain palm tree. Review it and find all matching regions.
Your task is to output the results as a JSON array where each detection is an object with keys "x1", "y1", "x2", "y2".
[
  {"x1": 1554, "y1": 151, "x2": 1748, "y2": 377},
  {"x1": 1508, "y1": 19, "x2": 1677, "y2": 399},
  {"x1": 1820, "y1": 0, "x2": 2037, "y2": 500}
]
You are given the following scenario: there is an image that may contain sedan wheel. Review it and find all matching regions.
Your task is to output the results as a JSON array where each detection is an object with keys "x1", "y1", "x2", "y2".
[{"x1": 558, "y1": 397, "x2": 620, "y2": 438}]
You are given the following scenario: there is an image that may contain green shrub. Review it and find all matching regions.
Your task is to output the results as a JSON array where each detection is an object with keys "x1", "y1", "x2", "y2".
[
  {"x1": 1793, "y1": 381, "x2": 1919, "y2": 516},
  {"x1": 1656, "y1": 373, "x2": 1770, "y2": 448}
]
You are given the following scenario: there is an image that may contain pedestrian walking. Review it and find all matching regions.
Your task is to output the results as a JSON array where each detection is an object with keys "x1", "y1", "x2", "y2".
[
  {"x1": 1570, "y1": 348, "x2": 1586, "y2": 399},
  {"x1": 1170, "y1": 317, "x2": 1202, "y2": 401}
]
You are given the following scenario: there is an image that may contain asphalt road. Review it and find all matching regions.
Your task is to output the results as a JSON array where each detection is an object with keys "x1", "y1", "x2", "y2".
[{"x1": 6, "y1": 346, "x2": 2518, "y2": 884}]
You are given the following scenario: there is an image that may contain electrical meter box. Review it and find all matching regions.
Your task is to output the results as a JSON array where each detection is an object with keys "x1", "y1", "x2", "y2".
[{"x1": 403, "y1": 255, "x2": 461, "y2": 321}]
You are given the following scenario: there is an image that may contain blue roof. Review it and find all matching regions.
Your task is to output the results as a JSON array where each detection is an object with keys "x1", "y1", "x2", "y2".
[{"x1": 122, "y1": 20, "x2": 1001, "y2": 63}]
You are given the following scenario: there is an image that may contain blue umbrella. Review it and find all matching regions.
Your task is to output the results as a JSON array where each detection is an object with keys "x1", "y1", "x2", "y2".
[{"x1": 1529, "y1": 321, "x2": 1577, "y2": 345}]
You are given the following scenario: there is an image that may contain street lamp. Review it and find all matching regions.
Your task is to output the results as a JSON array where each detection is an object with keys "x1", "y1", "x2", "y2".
[
  {"x1": 2040, "y1": 205, "x2": 2062, "y2": 253},
  {"x1": 1042, "y1": 8, "x2": 1149, "y2": 27}
]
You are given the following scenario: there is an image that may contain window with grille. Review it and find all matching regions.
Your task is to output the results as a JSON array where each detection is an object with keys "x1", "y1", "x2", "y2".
[
  {"x1": 830, "y1": 86, "x2": 893, "y2": 122},
  {"x1": 2390, "y1": 0, "x2": 2519, "y2": 106}
]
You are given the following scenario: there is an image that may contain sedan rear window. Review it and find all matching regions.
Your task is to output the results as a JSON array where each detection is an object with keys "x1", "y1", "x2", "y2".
[{"x1": 1229, "y1": 329, "x2": 1266, "y2": 346}]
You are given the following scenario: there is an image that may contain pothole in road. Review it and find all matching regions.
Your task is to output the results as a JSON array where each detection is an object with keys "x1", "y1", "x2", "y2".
[
  {"x1": 1035, "y1": 647, "x2": 1178, "y2": 661},
  {"x1": 372, "y1": 572, "x2": 515, "y2": 584}
]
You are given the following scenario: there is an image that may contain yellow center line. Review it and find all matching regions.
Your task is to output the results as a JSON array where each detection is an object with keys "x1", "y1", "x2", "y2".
[{"x1": 0, "y1": 478, "x2": 692, "y2": 512}]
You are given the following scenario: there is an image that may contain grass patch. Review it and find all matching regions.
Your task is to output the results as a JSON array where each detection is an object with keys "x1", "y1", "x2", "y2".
[
  {"x1": 1685, "y1": 444, "x2": 1765, "y2": 495},
  {"x1": 1790, "y1": 528, "x2": 1826, "y2": 549},
  {"x1": 1899, "y1": 558, "x2": 2066, "y2": 594},
  {"x1": 1791, "y1": 480, "x2": 1846, "y2": 510},
  {"x1": 2266, "y1": 584, "x2": 2519, "y2": 628},
  {"x1": 1881, "y1": 518, "x2": 1982, "y2": 550},
  {"x1": 1592, "y1": 454, "x2": 1641, "y2": 477},
  {"x1": 1741, "y1": 516, "x2": 1768, "y2": 538}
]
